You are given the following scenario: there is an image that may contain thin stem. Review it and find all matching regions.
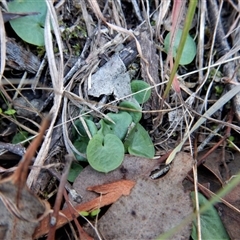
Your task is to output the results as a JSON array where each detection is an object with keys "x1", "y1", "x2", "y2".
[{"x1": 163, "y1": 0, "x2": 198, "y2": 99}]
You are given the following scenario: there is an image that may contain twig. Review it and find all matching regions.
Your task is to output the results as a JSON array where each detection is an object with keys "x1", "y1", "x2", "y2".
[
  {"x1": 0, "y1": 142, "x2": 25, "y2": 156},
  {"x1": 48, "y1": 167, "x2": 82, "y2": 203},
  {"x1": 40, "y1": 36, "x2": 92, "y2": 111},
  {"x1": 47, "y1": 154, "x2": 73, "y2": 240},
  {"x1": 207, "y1": 0, "x2": 240, "y2": 121},
  {"x1": 12, "y1": 116, "x2": 50, "y2": 187},
  {"x1": 131, "y1": 0, "x2": 143, "y2": 22},
  {"x1": 63, "y1": 190, "x2": 93, "y2": 240}
]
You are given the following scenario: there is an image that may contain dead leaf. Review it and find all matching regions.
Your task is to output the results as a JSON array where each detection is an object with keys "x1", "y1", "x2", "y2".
[
  {"x1": 34, "y1": 180, "x2": 135, "y2": 238},
  {"x1": 0, "y1": 181, "x2": 48, "y2": 240},
  {"x1": 87, "y1": 180, "x2": 135, "y2": 204},
  {"x1": 88, "y1": 54, "x2": 132, "y2": 100},
  {"x1": 72, "y1": 154, "x2": 158, "y2": 203},
  {"x1": 6, "y1": 38, "x2": 41, "y2": 73},
  {"x1": 85, "y1": 180, "x2": 136, "y2": 211},
  {"x1": 220, "y1": 180, "x2": 240, "y2": 239},
  {"x1": 218, "y1": 202, "x2": 240, "y2": 240},
  {"x1": 97, "y1": 152, "x2": 193, "y2": 240},
  {"x1": 219, "y1": 184, "x2": 240, "y2": 239},
  {"x1": 63, "y1": 190, "x2": 93, "y2": 240},
  {"x1": 201, "y1": 150, "x2": 225, "y2": 185}
]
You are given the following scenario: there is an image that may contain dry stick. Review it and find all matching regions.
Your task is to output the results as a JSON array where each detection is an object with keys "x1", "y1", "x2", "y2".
[
  {"x1": 48, "y1": 167, "x2": 82, "y2": 203},
  {"x1": 40, "y1": 36, "x2": 92, "y2": 112},
  {"x1": 192, "y1": 164, "x2": 201, "y2": 240},
  {"x1": 197, "y1": 110, "x2": 233, "y2": 166},
  {"x1": 88, "y1": 0, "x2": 163, "y2": 117},
  {"x1": 35, "y1": 180, "x2": 135, "y2": 238},
  {"x1": 11, "y1": 116, "x2": 51, "y2": 187},
  {"x1": 198, "y1": 0, "x2": 206, "y2": 84},
  {"x1": 221, "y1": 140, "x2": 230, "y2": 181},
  {"x1": 27, "y1": 0, "x2": 64, "y2": 189},
  {"x1": 192, "y1": 133, "x2": 201, "y2": 240},
  {"x1": 131, "y1": 0, "x2": 143, "y2": 22},
  {"x1": 63, "y1": 190, "x2": 93, "y2": 240},
  {"x1": 207, "y1": 0, "x2": 240, "y2": 121},
  {"x1": 47, "y1": 155, "x2": 73, "y2": 240},
  {"x1": 10, "y1": 116, "x2": 50, "y2": 217},
  {"x1": 187, "y1": 175, "x2": 240, "y2": 214},
  {"x1": 0, "y1": 142, "x2": 25, "y2": 156}
]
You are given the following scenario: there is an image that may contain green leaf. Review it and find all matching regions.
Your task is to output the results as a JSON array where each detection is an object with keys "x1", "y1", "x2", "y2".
[
  {"x1": 67, "y1": 162, "x2": 83, "y2": 183},
  {"x1": 87, "y1": 134, "x2": 124, "y2": 173},
  {"x1": 90, "y1": 209, "x2": 101, "y2": 217},
  {"x1": 191, "y1": 192, "x2": 230, "y2": 240},
  {"x1": 99, "y1": 112, "x2": 132, "y2": 140},
  {"x1": 80, "y1": 211, "x2": 89, "y2": 217},
  {"x1": 4, "y1": 109, "x2": 16, "y2": 115},
  {"x1": 119, "y1": 101, "x2": 142, "y2": 123},
  {"x1": 0, "y1": 108, "x2": 2, "y2": 114},
  {"x1": 215, "y1": 85, "x2": 224, "y2": 96},
  {"x1": 8, "y1": 0, "x2": 48, "y2": 46},
  {"x1": 12, "y1": 131, "x2": 29, "y2": 144},
  {"x1": 72, "y1": 118, "x2": 97, "y2": 139},
  {"x1": 124, "y1": 123, "x2": 155, "y2": 158},
  {"x1": 164, "y1": 29, "x2": 196, "y2": 65},
  {"x1": 73, "y1": 137, "x2": 89, "y2": 161},
  {"x1": 72, "y1": 118, "x2": 97, "y2": 161},
  {"x1": 131, "y1": 80, "x2": 151, "y2": 104}
]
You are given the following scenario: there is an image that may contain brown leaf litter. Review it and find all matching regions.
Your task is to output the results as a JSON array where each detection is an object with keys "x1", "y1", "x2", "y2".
[
  {"x1": 96, "y1": 152, "x2": 193, "y2": 240},
  {"x1": 34, "y1": 179, "x2": 135, "y2": 238},
  {"x1": 35, "y1": 152, "x2": 193, "y2": 239}
]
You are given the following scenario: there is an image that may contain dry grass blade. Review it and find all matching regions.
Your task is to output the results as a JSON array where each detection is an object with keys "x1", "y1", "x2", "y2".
[
  {"x1": 155, "y1": 0, "x2": 171, "y2": 40},
  {"x1": 34, "y1": 180, "x2": 135, "y2": 238},
  {"x1": 1, "y1": 1, "x2": 240, "y2": 238},
  {"x1": 165, "y1": 0, "x2": 186, "y2": 67},
  {"x1": 87, "y1": 0, "x2": 158, "y2": 100},
  {"x1": 79, "y1": 0, "x2": 94, "y2": 36},
  {"x1": 166, "y1": 84, "x2": 240, "y2": 164},
  {"x1": 0, "y1": 9, "x2": 6, "y2": 85},
  {"x1": 198, "y1": 0, "x2": 207, "y2": 84},
  {"x1": 47, "y1": 155, "x2": 73, "y2": 240},
  {"x1": 12, "y1": 117, "x2": 50, "y2": 188},
  {"x1": 0, "y1": 113, "x2": 39, "y2": 135},
  {"x1": 27, "y1": 0, "x2": 64, "y2": 188},
  {"x1": 0, "y1": 117, "x2": 50, "y2": 239}
]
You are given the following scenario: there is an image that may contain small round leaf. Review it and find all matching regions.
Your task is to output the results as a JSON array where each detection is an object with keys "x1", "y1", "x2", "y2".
[
  {"x1": 8, "y1": 0, "x2": 47, "y2": 46},
  {"x1": 67, "y1": 162, "x2": 83, "y2": 183},
  {"x1": 72, "y1": 118, "x2": 97, "y2": 138},
  {"x1": 131, "y1": 80, "x2": 151, "y2": 104},
  {"x1": 87, "y1": 134, "x2": 124, "y2": 173},
  {"x1": 99, "y1": 112, "x2": 132, "y2": 140},
  {"x1": 73, "y1": 137, "x2": 89, "y2": 161},
  {"x1": 12, "y1": 131, "x2": 29, "y2": 144},
  {"x1": 80, "y1": 211, "x2": 89, "y2": 217},
  {"x1": 90, "y1": 209, "x2": 101, "y2": 217},
  {"x1": 4, "y1": 109, "x2": 16, "y2": 115},
  {"x1": 124, "y1": 123, "x2": 155, "y2": 158},
  {"x1": 119, "y1": 101, "x2": 142, "y2": 123},
  {"x1": 191, "y1": 192, "x2": 230, "y2": 240},
  {"x1": 164, "y1": 29, "x2": 196, "y2": 65}
]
